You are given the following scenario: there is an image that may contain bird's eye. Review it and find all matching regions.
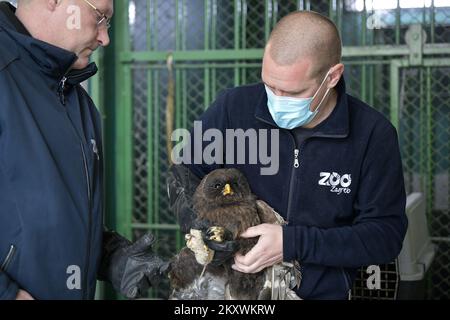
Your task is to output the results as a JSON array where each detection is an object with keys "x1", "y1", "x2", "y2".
[{"x1": 214, "y1": 183, "x2": 222, "y2": 189}]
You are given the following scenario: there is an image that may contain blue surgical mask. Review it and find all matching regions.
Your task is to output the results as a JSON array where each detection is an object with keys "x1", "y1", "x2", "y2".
[{"x1": 265, "y1": 71, "x2": 331, "y2": 129}]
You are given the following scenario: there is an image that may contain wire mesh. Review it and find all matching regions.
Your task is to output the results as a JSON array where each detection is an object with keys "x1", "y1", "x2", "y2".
[{"x1": 352, "y1": 262, "x2": 399, "y2": 300}]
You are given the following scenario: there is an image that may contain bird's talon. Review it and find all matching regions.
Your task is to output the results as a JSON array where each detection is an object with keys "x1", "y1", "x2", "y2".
[{"x1": 207, "y1": 226, "x2": 225, "y2": 242}]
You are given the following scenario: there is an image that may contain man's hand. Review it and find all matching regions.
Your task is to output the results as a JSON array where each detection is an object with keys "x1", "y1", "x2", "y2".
[
  {"x1": 99, "y1": 231, "x2": 170, "y2": 299},
  {"x1": 232, "y1": 224, "x2": 283, "y2": 273},
  {"x1": 16, "y1": 290, "x2": 34, "y2": 300}
]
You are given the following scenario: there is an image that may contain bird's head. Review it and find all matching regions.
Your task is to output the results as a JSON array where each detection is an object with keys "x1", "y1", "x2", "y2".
[{"x1": 201, "y1": 168, "x2": 252, "y2": 203}]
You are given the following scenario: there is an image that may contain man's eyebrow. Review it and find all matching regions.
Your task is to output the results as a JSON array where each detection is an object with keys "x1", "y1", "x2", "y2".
[
  {"x1": 96, "y1": 5, "x2": 113, "y2": 18},
  {"x1": 263, "y1": 81, "x2": 306, "y2": 95}
]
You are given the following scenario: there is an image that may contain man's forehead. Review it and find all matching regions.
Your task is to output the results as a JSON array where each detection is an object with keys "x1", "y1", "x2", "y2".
[{"x1": 262, "y1": 54, "x2": 316, "y2": 91}]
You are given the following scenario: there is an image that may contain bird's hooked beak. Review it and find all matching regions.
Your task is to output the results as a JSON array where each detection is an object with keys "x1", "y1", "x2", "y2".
[{"x1": 222, "y1": 183, "x2": 233, "y2": 196}]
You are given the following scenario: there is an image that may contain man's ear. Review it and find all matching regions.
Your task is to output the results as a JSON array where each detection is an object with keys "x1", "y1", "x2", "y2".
[
  {"x1": 328, "y1": 63, "x2": 345, "y2": 88},
  {"x1": 47, "y1": 0, "x2": 61, "y2": 12}
]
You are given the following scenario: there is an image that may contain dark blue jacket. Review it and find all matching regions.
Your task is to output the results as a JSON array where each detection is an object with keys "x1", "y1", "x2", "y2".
[
  {"x1": 0, "y1": 3, "x2": 103, "y2": 299},
  {"x1": 184, "y1": 77, "x2": 408, "y2": 299}
]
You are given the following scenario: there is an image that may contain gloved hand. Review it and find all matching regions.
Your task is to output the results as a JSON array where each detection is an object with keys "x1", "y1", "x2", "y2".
[
  {"x1": 98, "y1": 231, "x2": 170, "y2": 299},
  {"x1": 191, "y1": 220, "x2": 240, "y2": 266}
]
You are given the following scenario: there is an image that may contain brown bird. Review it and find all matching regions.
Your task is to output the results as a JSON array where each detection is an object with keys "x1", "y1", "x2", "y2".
[{"x1": 168, "y1": 168, "x2": 299, "y2": 300}]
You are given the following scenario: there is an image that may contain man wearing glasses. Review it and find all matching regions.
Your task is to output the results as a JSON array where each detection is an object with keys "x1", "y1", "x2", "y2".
[{"x1": 0, "y1": 0, "x2": 167, "y2": 300}]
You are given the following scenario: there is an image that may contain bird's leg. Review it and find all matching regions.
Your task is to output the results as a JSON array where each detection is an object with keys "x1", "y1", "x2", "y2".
[
  {"x1": 199, "y1": 264, "x2": 208, "y2": 278},
  {"x1": 206, "y1": 226, "x2": 226, "y2": 242}
]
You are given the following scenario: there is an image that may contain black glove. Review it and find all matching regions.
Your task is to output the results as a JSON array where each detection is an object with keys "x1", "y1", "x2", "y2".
[
  {"x1": 191, "y1": 219, "x2": 240, "y2": 266},
  {"x1": 98, "y1": 231, "x2": 170, "y2": 299}
]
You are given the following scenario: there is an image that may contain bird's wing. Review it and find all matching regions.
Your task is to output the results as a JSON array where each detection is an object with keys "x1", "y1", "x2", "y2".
[
  {"x1": 255, "y1": 200, "x2": 303, "y2": 300},
  {"x1": 255, "y1": 200, "x2": 286, "y2": 225},
  {"x1": 258, "y1": 263, "x2": 302, "y2": 300}
]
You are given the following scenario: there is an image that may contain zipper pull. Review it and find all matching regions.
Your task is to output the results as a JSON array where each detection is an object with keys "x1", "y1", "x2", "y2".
[
  {"x1": 91, "y1": 139, "x2": 100, "y2": 160},
  {"x1": 294, "y1": 149, "x2": 300, "y2": 168},
  {"x1": 58, "y1": 76, "x2": 67, "y2": 105},
  {"x1": 0, "y1": 245, "x2": 16, "y2": 271}
]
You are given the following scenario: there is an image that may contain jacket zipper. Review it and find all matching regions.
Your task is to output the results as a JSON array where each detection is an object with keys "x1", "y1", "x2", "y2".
[
  {"x1": 58, "y1": 70, "x2": 93, "y2": 105},
  {"x1": 285, "y1": 131, "x2": 307, "y2": 224},
  {"x1": 80, "y1": 142, "x2": 92, "y2": 300},
  {"x1": 250, "y1": 118, "x2": 306, "y2": 225},
  {"x1": 1, "y1": 245, "x2": 16, "y2": 271},
  {"x1": 285, "y1": 150, "x2": 298, "y2": 225},
  {"x1": 58, "y1": 87, "x2": 93, "y2": 300},
  {"x1": 293, "y1": 149, "x2": 300, "y2": 168},
  {"x1": 58, "y1": 77, "x2": 67, "y2": 105}
]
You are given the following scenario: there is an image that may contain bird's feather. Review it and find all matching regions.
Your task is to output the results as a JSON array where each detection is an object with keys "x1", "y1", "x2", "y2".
[{"x1": 169, "y1": 168, "x2": 301, "y2": 300}]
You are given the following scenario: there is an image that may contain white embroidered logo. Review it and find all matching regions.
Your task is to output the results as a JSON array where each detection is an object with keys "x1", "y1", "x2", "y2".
[{"x1": 318, "y1": 172, "x2": 352, "y2": 195}]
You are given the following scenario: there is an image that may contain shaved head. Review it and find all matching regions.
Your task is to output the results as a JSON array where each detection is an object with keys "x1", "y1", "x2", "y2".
[{"x1": 267, "y1": 11, "x2": 342, "y2": 79}]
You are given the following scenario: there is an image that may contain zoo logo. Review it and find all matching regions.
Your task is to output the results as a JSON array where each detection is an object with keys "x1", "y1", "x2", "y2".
[{"x1": 318, "y1": 172, "x2": 352, "y2": 195}]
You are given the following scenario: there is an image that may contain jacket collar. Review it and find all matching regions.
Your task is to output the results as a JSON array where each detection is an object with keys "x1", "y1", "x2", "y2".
[
  {"x1": 0, "y1": 2, "x2": 29, "y2": 36},
  {"x1": 255, "y1": 77, "x2": 350, "y2": 138},
  {"x1": 0, "y1": 1, "x2": 97, "y2": 84}
]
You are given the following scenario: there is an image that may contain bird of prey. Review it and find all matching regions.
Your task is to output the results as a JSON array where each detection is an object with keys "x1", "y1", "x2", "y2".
[{"x1": 168, "y1": 168, "x2": 301, "y2": 300}]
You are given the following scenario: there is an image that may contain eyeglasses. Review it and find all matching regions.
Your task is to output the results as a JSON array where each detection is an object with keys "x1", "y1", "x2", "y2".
[{"x1": 82, "y1": 0, "x2": 111, "y2": 29}]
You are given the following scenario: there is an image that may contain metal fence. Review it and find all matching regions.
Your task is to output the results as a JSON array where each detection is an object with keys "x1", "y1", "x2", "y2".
[{"x1": 8, "y1": 0, "x2": 449, "y2": 299}]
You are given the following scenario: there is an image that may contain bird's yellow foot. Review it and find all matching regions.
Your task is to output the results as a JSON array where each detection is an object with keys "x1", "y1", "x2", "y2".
[{"x1": 206, "y1": 226, "x2": 226, "y2": 242}]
